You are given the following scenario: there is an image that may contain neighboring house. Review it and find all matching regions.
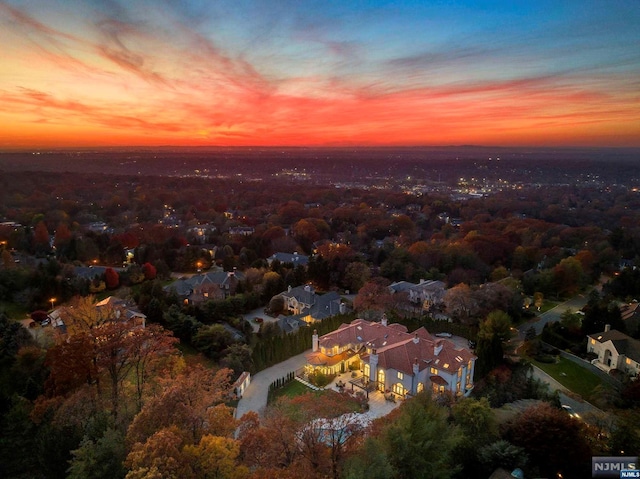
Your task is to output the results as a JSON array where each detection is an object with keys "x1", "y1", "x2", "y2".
[
  {"x1": 306, "y1": 317, "x2": 476, "y2": 398},
  {"x1": 620, "y1": 302, "x2": 640, "y2": 337},
  {"x1": 84, "y1": 222, "x2": 111, "y2": 233},
  {"x1": 279, "y1": 285, "x2": 346, "y2": 324},
  {"x1": 165, "y1": 271, "x2": 240, "y2": 304},
  {"x1": 228, "y1": 226, "x2": 254, "y2": 236},
  {"x1": 587, "y1": 325, "x2": 640, "y2": 377},
  {"x1": 388, "y1": 281, "x2": 414, "y2": 295},
  {"x1": 267, "y1": 252, "x2": 309, "y2": 267},
  {"x1": 94, "y1": 296, "x2": 147, "y2": 328},
  {"x1": 47, "y1": 296, "x2": 146, "y2": 334},
  {"x1": 187, "y1": 224, "x2": 217, "y2": 243},
  {"x1": 74, "y1": 265, "x2": 108, "y2": 280},
  {"x1": 277, "y1": 316, "x2": 308, "y2": 334},
  {"x1": 389, "y1": 279, "x2": 446, "y2": 311}
]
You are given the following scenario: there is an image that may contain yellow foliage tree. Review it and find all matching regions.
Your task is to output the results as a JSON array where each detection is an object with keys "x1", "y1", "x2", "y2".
[{"x1": 184, "y1": 435, "x2": 248, "y2": 479}]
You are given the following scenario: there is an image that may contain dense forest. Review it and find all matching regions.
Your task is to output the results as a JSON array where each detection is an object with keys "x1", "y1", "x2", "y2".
[{"x1": 1, "y1": 149, "x2": 640, "y2": 478}]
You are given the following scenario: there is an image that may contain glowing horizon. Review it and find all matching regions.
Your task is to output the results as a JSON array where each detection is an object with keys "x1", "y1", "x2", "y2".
[{"x1": 1, "y1": 0, "x2": 639, "y2": 149}]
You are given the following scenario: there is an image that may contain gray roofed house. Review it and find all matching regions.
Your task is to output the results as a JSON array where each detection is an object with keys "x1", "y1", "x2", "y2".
[
  {"x1": 95, "y1": 296, "x2": 147, "y2": 328},
  {"x1": 388, "y1": 281, "x2": 415, "y2": 294},
  {"x1": 74, "y1": 266, "x2": 108, "y2": 280},
  {"x1": 278, "y1": 285, "x2": 347, "y2": 325},
  {"x1": 267, "y1": 252, "x2": 309, "y2": 266},
  {"x1": 587, "y1": 325, "x2": 640, "y2": 377},
  {"x1": 389, "y1": 279, "x2": 446, "y2": 311},
  {"x1": 164, "y1": 271, "x2": 241, "y2": 304},
  {"x1": 277, "y1": 315, "x2": 309, "y2": 334}
]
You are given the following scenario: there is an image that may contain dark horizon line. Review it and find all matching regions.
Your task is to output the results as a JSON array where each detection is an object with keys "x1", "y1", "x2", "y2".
[{"x1": 2, "y1": 144, "x2": 639, "y2": 153}]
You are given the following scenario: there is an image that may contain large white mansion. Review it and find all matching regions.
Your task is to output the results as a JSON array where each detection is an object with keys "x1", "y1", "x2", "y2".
[{"x1": 306, "y1": 317, "x2": 476, "y2": 397}]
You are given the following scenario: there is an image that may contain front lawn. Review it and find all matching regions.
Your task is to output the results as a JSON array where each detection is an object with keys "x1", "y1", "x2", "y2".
[
  {"x1": 530, "y1": 355, "x2": 611, "y2": 403},
  {"x1": 535, "y1": 300, "x2": 560, "y2": 315},
  {"x1": 269, "y1": 379, "x2": 313, "y2": 403}
]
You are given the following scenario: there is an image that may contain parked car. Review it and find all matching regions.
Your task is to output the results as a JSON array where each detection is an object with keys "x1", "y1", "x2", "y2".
[{"x1": 435, "y1": 332, "x2": 452, "y2": 338}]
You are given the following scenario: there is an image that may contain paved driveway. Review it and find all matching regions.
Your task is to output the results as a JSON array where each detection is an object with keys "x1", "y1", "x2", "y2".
[
  {"x1": 243, "y1": 306, "x2": 280, "y2": 333},
  {"x1": 235, "y1": 349, "x2": 404, "y2": 421},
  {"x1": 235, "y1": 350, "x2": 312, "y2": 418}
]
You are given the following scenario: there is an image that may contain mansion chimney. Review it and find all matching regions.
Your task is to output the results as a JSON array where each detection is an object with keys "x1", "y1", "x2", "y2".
[
  {"x1": 312, "y1": 329, "x2": 319, "y2": 352},
  {"x1": 434, "y1": 340, "x2": 443, "y2": 356},
  {"x1": 413, "y1": 333, "x2": 419, "y2": 344},
  {"x1": 369, "y1": 349, "x2": 378, "y2": 382},
  {"x1": 604, "y1": 324, "x2": 611, "y2": 332},
  {"x1": 413, "y1": 358, "x2": 420, "y2": 376},
  {"x1": 381, "y1": 314, "x2": 388, "y2": 327}
]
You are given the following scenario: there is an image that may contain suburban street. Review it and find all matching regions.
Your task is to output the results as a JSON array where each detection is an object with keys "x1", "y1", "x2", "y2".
[
  {"x1": 530, "y1": 365, "x2": 603, "y2": 422},
  {"x1": 517, "y1": 294, "x2": 590, "y2": 337}
]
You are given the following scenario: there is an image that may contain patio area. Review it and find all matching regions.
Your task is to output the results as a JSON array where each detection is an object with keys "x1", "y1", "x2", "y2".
[{"x1": 325, "y1": 371, "x2": 402, "y2": 420}]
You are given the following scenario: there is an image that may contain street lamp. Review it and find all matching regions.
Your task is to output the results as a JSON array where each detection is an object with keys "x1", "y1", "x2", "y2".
[{"x1": 49, "y1": 297, "x2": 56, "y2": 310}]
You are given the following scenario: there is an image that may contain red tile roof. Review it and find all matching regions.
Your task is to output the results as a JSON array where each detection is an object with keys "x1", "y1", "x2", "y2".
[{"x1": 315, "y1": 319, "x2": 475, "y2": 375}]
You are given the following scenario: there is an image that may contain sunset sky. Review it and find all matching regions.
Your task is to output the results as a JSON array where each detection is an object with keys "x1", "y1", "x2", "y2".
[{"x1": 1, "y1": 0, "x2": 639, "y2": 148}]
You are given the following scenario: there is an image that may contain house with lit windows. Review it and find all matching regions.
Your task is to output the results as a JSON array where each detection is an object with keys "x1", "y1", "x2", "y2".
[
  {"x1": 164, "y1": 271, "x2": 240, "y2": 304},
  {"x1": 279, "y1": 285, "x2": 345, "y2": 324},
  {"x1": 587, "y1": 325, "x2": 640, "y2": 378},
  {"x1": 305, "y1": 317, "x2": 476, "y2": 397}
]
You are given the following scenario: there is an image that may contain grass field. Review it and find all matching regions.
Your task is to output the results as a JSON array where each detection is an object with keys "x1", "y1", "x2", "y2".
[
  {"x1": 268, "y1": 379, "x2": 314, "y2": 403},
  {"x1": 0, "y1": 301, "x2": 29, "y2": 319},
  {"x1": 176, "y1": 341, "x2": 216, "y2": 368},
  {"x1": 531, "y1": 355, "x2": 611, "y2": 402}
]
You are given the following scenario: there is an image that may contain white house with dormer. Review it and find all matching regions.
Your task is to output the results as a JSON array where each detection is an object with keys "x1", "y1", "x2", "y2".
[
  {"x1": 306, "y1": 317, "x2": 475, "y2": 397},
  {"x1": 587, "y1": 325, "x2": 640, "y2": 378}
]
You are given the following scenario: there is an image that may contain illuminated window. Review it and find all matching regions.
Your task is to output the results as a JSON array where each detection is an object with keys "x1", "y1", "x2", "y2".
[
  {"x1": 457, "y1": 368, "x2": 462, "y2": 378},
  {"x1": 626, "y1": 358, "x2": 632, "y2": 365},
  {"x1": 436, "y1": 385, "x2": 445, "y2": 393},
  {"x1": 393, "y1": 383, "x2": 404, "y2": 395},
  {"x1": 417, "y1": 382, "x2": 424, "y2": 393},
  {"x1": 377, "y1": 369, "x2": 385, "y2": 391},
  {"x1": 397, "y1": 371, "x2": 403, "y2": 380},
  {"x1": 590, "y1": 338, "x2": 596, "y2": 345},
  {"x1": 430, "y1": 367, "x2": 438, "y2": 375}
]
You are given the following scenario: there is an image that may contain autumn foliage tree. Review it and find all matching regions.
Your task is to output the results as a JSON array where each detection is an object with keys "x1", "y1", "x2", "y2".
[
  {"x1": 105, "y1": 267, "x2": 120, "y2": 289},
  {"x1": 353, "y1": 278, "x2": 392, "y2": 319},
  {"x1": 503, "y1": 402, "x2": 592, "y2": 479},
  {"x1": 45, "y1": 296, "x2": 178, "y2": 419},
  {"x1": 239, "y1": 391, "x2": 366, "y2": 479},
  {"x1": 127, "y1": 365, "x2": 236, "y2": 445},
  {"x1": 142, "y1": 262, "x2": 157, "y2": 280}
]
